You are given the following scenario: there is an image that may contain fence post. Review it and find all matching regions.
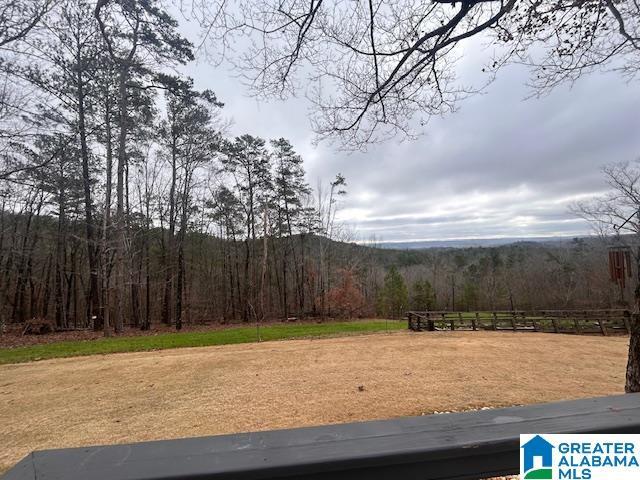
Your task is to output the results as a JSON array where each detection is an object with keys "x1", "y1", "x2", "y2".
[
  {"x1": 550, "y1": 313, "x2": 559, "y2": 333},
  {"x1": 530, "y1": 312, "x2": 538, "y2": 332},
  {"x1": 598, "y1": 317, "x2": 608, "y2": 336},
  {"x1": 573, "y1": 312, "x2": 582, "y2": 334},
  {"x1": 624, "y1": 310, "x2": 631, "y2": 335},
  {"x1": 491, "y1": 312, "x2": 498, "y2": 331},
  {"x1": 472, "y1": 312, "x2": 478, "y2": 331}
]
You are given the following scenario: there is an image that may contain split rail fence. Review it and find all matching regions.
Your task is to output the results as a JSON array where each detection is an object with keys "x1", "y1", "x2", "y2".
[{"x1": 406, "y1": 309, "x2": 632, "y2": 335}]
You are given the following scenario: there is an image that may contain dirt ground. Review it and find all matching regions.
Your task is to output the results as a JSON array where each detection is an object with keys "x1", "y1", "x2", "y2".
[{"x1": 0, "y1": 331, "x2": 629, "y2": 474}]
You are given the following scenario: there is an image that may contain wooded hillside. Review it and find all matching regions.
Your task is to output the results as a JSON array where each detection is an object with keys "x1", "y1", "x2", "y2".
[
  {"x1": 0, "y1": 199, "x2": 625, "y2": 332},
  {"x1": 0, "y1": 0, "x2": 632, "y2": 335}
]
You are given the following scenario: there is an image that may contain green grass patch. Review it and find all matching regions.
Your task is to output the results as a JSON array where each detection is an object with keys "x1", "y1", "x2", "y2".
[{"x1": 0, "y1": 319, "x2": 405, "y2": 365}]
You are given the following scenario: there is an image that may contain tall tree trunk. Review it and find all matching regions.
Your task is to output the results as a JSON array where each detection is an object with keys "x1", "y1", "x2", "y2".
[
  {"x1": 0, "y1": 196, "x2": 6, "y2": 326},
  {"x1": 233, "y1": 238, "x2": 241, "y2": 321},
  {"x1": 626, "y1": 316, "x2": 640, "y2": 392},
  {"x1": 76, "y1": 46, "x2": 101, "y2": 331},
  {"x1": 625, "y1": 243, "x2": 640, "y2": 392},
  {"x1": 102, "y1": 93, "x2": 113, "y2": 337},
  {"x1": 125, "y1": 161, "x2": 140, "y2": 328},
  {"x1": 175, "y1": 172, "x2": 188, "y2": 331},
  {"x1": 20, "y1": 197, "x2": 43, "y2": 322},
  {"x1": 162, "y1": 133, "x2": 178, "y2": 325},
  {"x1": 281, "y1": 245, "x2": 287, "y2": 319},
  {"x1": 175, "y1": 237, "x2": 184, "y2": 330},
  {"x1": 259, "y1": 207, "x2": 268, "y2": 320},
  {"x1": 55, "y1": 171, "x2": 67, "y2": 328},
  {"x1": 141, "y1": 173, "x2": 151, "y2": 331},
  {"x1": 243, "y1": 238, "x2": 250, "y2": 322},
  {"x1": 221, "y1": 234, "x2": 229, "y2": 322},
  {"x1": 40, "y1": 256, "x2": 52, "y2": 318},
  {"x1": 12, "y1": 196, "x2": 37, "y2": 323},
  {"x1": 299, "y1": 233, "x2": 306, "y2": 314},
  {"x1": 113, "y1": 67, "x2": 129, "y2": 334}
]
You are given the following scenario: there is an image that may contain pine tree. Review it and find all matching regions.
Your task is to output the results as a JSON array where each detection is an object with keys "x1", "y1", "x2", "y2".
[
  {"x1": 221, "y1": 135, "x2": 272, "y2": 321},
  {"x1": 272, "y1": 138, "x2": 310, "y2": 318},
  {"x1": 411, "y1": 279, "x2": 435, "y2": 311},
  {"x1": 381, "y1": 266, "x2": 408, "y2": 319},
  {"x1": 94, "y1": 0, "x2": 194, "y2": 333}
]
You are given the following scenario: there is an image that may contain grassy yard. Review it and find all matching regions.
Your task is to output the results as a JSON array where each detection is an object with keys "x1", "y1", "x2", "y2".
[
  {"x1": 0, "y1": 331, "x2": 628, "y2": 475},
  {"x1": 0, "y1": 319, "x2": 405, "y2": 365}
]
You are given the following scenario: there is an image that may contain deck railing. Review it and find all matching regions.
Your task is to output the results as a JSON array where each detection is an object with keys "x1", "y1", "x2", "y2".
[
  {"x1": 4, "y1": 394, "x2": 640, "y2": 480},
  {"x1": 406, "y1": 309, "x2": 631, "y2": 335}
]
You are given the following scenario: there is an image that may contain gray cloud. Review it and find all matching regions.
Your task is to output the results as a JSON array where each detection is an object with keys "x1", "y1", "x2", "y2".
[{"x1": 181, "y1": 24, "x2": 640, "y2": 243}]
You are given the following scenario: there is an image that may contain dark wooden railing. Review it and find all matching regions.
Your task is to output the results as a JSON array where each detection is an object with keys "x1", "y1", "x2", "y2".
[
  {"x1": 4, "y1": 394, "x2": 640, "y2": 480},
  {"x1": 407, "y1": 309, "x2": 631, "y2": 335}
]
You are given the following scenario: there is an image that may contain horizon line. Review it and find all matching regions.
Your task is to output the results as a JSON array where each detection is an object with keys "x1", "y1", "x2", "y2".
[{"x1": 358, "y1": 233, "x2": 598, "y2": 245}]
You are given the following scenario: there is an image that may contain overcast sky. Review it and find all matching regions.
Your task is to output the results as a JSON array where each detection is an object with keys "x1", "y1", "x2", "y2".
[{"x1": 181, "y1": 24, "x2": 640, "y2": 243}]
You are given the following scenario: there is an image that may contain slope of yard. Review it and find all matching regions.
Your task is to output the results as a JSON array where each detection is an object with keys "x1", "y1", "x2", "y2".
[
  {"x1": 0, "y1": 319, "x2": 404, "y2": 364},
  {"x1": 0, "y1": 331, "x2": 628, "y2": 474}
]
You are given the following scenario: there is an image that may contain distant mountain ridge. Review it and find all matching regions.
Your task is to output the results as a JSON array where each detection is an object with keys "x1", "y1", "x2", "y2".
[{"x1": 373, "y1": 236, "x2": 591, "y2": 250}]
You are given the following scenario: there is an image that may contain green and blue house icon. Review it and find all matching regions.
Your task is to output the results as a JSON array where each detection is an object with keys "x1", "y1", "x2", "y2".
[{"x1": 521, "y1": 435, "x2": 554, "y2": 479}]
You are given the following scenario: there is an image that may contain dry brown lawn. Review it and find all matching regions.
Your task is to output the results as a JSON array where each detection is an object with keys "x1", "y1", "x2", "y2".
[{"x1": 0, "y1": 331, "x2": 629, "y2": 474}]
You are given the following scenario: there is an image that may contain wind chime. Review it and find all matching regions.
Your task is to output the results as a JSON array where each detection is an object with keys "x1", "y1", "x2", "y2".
[
  {"x1": 608, "y1": 245, "x2": 632, "y2": 288},
  {"x1": 609, "y1": 209, "x2": 638, "y2": 292}
]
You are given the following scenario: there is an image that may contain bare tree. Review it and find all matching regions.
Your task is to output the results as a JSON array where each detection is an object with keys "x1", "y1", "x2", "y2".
[
  {"x1": 0, "y1": 0, "x2": 53, "y2": 48},
  {"x1": 185, "y1": 0, "x2": 638, "y2": 148},
  {"x1": 94, "y1": 0, "x2": 194, "y2": 332},
  {"x1": 572, "y1": 160, "x2": 640, "y2": 392},
  {"x1": 221, "y1": 135, "x2": 272, "y2": 321}
]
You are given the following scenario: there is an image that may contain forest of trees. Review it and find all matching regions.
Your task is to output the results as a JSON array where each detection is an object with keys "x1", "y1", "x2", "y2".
[
  {"x1": 0, "y1": 174, "x2": 629, "y2": 333},
  {"x1": 376, "y1": 238, "x2": 629, "y2": 317},
  {"x1": 1, "y1": 0, "x2": 639, "y2": 398},
  {"x1": 0, "y1": 0, "x2": 363, "y2": 334},
  {"x1": 0, "y1": 0, "x2": 637, "y2": 341}
]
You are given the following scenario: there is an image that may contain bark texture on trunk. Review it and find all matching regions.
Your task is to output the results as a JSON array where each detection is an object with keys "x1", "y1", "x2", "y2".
[
  {"x1": 625, "y1": 243, "x2": 640, "y2": 393},
  {"x1": 626, "y1": 313, "x2": 640, "y2": 392}
]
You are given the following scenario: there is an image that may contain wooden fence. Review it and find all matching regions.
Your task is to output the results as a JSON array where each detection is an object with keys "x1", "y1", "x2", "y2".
[{"x1": 406, "y1": 309, "x2": 632, "y2": 336}]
